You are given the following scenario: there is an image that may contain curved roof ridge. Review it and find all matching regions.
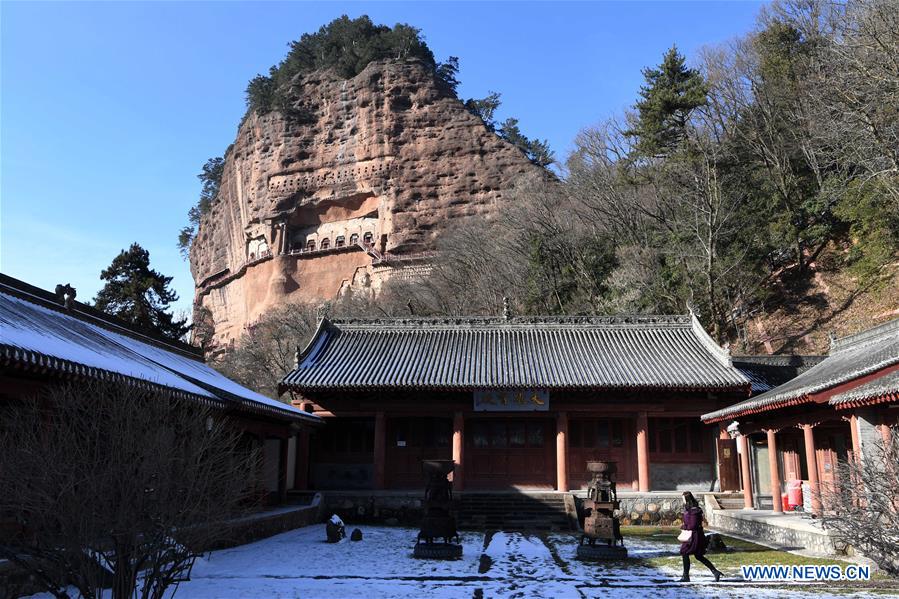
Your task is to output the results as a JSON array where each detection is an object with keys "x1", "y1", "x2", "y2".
[
  {"x1": 690, "y1": 311, "x2": 732, "y2": 367},
  {"x1": 328, "y1": 314, "x2": 694, "y2": 329},
  {"x1": 831, "y1": 317, "x2": 899, "y2": 354}
]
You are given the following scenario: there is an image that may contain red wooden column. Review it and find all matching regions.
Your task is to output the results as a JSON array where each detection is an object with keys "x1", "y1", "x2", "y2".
[
  {"x1": 738, "y1": 434, "x2": 753, "y2": 508},
  {"x1": 846, "y1": 415, "x2": 865, "y2": 507},
  {"x1": 766, "y1": 429, "x2": 782, "y2": 513},
  {"x1": 452, "y1": 411, "x2": 465, "y2": 491},
  {"x1": 636, "y1": 411, "x2": 650, "y2": 492},
  {"x1": 373, "y1": 412, "x2": 386, "y2": 490},
  {"x1": 556, "y1": 411, "x2": 569, "y2": 492},
  {"x1": 802, "y1": 424, "x2": 822, "y2": 516}
]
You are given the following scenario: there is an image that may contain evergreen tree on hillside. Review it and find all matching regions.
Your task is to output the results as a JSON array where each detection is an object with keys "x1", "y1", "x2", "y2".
[
  {"x1": 626, "y1": 46, "x2": 708, "y2": 157},
  {"x1": 738, "y1": 21, "x2": 833, "y2": 274},
  {"x1": 246, "y1": 15, "x2": 436, "y2": 114},
  {"x1": 94, "y1": 243, "x2": 189, "y2": 341},
  {"x1": 498, "y1": 118, "x2": 555, "y2": 167},
  {"x1": 177, "y1": 156, "x2": 224, "y2": 259},
  {"x1": 435, "y1": 56, "x2": 461, "y2": 94},
  {"x1": 465, "y1": 92, "x2": 502, "y2": 131}
]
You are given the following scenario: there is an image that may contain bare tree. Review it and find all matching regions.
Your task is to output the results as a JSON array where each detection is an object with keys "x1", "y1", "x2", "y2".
[
  {"x1": 771, "y1": 0, "x2": 899, "y2": 206},
  {"x1": 214, "y1": 291, "x2": 401, "y2": 397},
  {"x1": 0, "y1": 382, "x2": 262, "y2": 599},
  {"x1": 382, "y1": 173, "x2": 617, "y2": 317},
  {"x1": 820, "y1": 433, "x2": 899, "y2": 576}
]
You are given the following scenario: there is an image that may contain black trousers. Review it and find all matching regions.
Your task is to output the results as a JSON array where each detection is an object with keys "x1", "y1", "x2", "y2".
[{"x1": 682, "y1": 553, "x2": 717, "y2": 574}]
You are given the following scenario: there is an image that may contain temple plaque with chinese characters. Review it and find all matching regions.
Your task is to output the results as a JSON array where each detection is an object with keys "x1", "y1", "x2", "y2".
[{"x1": 473, "y1": 389, "x2": 549, "y2": 412}]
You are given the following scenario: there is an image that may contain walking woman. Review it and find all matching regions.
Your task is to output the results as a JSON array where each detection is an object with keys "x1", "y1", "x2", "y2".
[{"x1": 678, "y1": 491, "x2": 722, "y2": 582}]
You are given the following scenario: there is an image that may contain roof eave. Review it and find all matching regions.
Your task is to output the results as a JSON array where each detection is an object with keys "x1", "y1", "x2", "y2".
[
  {"x1": 2, "y1": 344, "x2": 320, "y2": 425},
  {"x1": 701, "y1": 393, "x2": 814, "y2": 423}
]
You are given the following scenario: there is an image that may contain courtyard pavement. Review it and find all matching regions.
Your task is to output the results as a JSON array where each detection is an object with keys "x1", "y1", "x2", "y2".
[{"x1": 175, "y1": 525, "x2": 892, "y2": 598}]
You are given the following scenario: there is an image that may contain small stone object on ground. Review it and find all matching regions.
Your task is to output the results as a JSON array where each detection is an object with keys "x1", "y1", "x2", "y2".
[
  {"x1": 351, "y1": 528, "x2": 363, "y2": 541},
  {"x1": 706, "y1": 533, "x2": 727, "y2": 551},
  {"x1": 326, "y1": 514, "x2": 346, "y2": 543}
]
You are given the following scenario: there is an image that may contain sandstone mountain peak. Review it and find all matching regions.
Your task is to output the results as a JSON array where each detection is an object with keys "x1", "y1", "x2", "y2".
[{"x1": 190, "y1": 52, "x2": 547, "y2": 347}]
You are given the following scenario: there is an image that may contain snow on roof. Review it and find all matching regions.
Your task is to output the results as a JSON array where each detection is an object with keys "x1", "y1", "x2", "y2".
[{"x1": 0, "y1": 275, "x2": 319, "y2": 424}]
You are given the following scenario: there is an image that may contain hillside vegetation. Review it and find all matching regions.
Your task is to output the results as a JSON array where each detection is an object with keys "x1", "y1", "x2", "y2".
[
  {"x1": 383, "y1": 0, "x2": 898, "y2": 342},
  {"x1": 213, "y1": 0, "x2": 898, "y2": 395}
]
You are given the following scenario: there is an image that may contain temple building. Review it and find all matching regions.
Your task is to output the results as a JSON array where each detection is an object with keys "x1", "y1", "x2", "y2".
[
  {"x1": 279, "y1": 314, "x2": 751, "y2": 492},
  {"x1": 0, "y1": 273, "x2": 322, "y2": 503},
  {"x1": 702, "y1": 318, "x2": 898, "y2": 515}
]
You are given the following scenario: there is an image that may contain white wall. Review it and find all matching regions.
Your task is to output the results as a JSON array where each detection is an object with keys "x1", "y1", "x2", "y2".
[{"x1": 287, "y1": 435, "x2": 297, "y2": 489}]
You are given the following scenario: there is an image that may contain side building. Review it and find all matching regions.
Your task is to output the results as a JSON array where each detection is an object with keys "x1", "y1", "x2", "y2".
[
  {"x1": 703, "y1": 318, "x2": 898, "y2": 515},
  {"x1": 279, "y1": 314, "x2": 751, "y2": 492},
  {"x1": 0, "y1": 273, "x2": 322, "y2": 503}
]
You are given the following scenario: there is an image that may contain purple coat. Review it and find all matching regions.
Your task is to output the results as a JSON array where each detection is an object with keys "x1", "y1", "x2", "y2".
[{"x1": 679, "y1": 506, "x2": 708, "y2": 556}]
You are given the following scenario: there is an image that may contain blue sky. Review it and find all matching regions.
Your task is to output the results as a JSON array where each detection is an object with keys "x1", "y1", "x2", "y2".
[{"x1": 1, "y1": 1, "x2": 763, "y2": 317}]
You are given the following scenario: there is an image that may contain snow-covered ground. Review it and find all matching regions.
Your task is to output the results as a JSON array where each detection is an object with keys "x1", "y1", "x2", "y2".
[{"x1": 160, "y1": 525, "x2": 886, "y2": 598}]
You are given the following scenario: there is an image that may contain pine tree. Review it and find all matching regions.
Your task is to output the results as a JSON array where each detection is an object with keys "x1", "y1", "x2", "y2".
[
  {"x1": 435, "y1": 56, "x2": 461, "y2": 94},
  {"x1": 177, "y1": 156, "x2": 224, "y2": 259},
  {"x1": 498, "y1": 118, "x2": 555, "y2": 167},
  {"x1": 464, "y1": 92, "x2": 502, "y2": 131},
  {"x1": 94, "y1": 243, "x2": 189, "y2": 341},
  {"x1": 626, "y1": 46, "x2": 708, "y2": 158}
]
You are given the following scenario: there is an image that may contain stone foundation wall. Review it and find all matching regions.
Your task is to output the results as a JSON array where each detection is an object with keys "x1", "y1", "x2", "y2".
[
  {"x1": 322, "y1": 492, "x2": 426, "y2": 526},
  {"x1": 571, "y1": 492, "x2": 697, "y2": 526},
  {"x1": 706, "y1": 509, "x2": 842, "y2": 556},
  {"x1": 204, "y1": 500, "x2": 324, "y2": 551}
]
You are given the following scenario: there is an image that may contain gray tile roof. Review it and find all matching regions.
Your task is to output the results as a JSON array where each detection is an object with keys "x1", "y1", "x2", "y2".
[
  {"x1": 0, "y1": 274, "x2": 320, "y2": 425},
  {"x1": 732, "y1": 355, "x2": 826, "y2": 394},
  {"x1": 703, "y1": 318, "x2": 899, "y2": 422},
  {"x1": 829, "y1": 369, "x2": 899, "y2": 407},
  {"x1": 280, "y1": 314, "x2": 750, "y2": 392}
]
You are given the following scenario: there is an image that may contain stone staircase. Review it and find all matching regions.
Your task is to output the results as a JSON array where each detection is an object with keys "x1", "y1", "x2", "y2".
[{"x1": 456, "y1": 492, "x2": 575, "y2": 531}]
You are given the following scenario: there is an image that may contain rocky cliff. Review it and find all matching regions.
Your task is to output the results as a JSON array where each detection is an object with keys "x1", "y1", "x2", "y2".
[{"x1": 190, "y1": 59, "x2": 544, "y2": 346}]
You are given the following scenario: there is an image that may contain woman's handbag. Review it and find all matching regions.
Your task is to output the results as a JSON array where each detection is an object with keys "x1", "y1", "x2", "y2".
[{"x1": 677, "y1": 529, "x2": 693, "y2": 543}]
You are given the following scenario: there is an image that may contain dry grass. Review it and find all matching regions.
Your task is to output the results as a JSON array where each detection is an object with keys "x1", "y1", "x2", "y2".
[{"x1": 622, "y1": 526, "x2": 898, "y2": 592}]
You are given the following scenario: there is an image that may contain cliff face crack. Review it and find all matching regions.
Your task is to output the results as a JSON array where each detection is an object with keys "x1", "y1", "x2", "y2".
[{"x1": 191, "y1": 59, "x2": 546, "y2": 347}]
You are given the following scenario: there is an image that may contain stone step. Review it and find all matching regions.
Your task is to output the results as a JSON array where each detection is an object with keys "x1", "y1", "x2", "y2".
[
  {"x1": 461, "y1": 510, "x2": 566, "y2": 516},
  {"x1": 456, "y1": 492, "x2": 576, "y2": 531}
]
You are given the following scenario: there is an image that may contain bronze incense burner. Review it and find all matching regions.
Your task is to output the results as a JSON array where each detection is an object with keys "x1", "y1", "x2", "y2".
[
  {"x1": 577, "y1": 460, "x2": 627, "y2": 559},
  {"x1": 413, "y1": 459, "x2": 462, "y2": 559}
]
